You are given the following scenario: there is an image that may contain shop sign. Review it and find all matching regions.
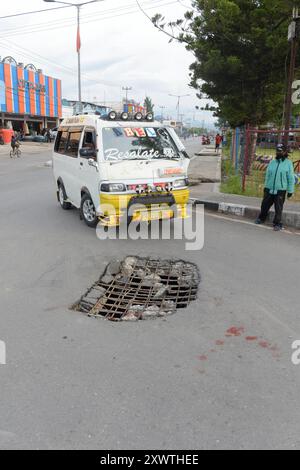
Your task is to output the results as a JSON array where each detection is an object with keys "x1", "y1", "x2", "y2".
[{"x1": 18, "y1": 79, "x2": 46, "y2": 93}]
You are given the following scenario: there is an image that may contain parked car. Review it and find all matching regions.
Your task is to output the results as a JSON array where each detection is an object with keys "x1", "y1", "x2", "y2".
[{"x1": 33, "y1": 135, "x2": 47, "y2": 143}]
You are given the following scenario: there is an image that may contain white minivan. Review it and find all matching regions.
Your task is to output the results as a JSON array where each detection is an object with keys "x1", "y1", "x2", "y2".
[{"x1": 53, "y1": 112, "x2": 190, "y2": 227}]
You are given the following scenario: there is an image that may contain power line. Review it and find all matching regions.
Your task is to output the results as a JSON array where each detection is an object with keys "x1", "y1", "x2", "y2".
[
  {"x1": 0, "y1": 5, "x2": 72, "y2": 20},
  {"x1": 0, "y1": 0, "x2": 179, "y2": 94},
  {"x1": 0, "y1": 0, "x2": 169, "y2": 36},
  {"x1": 0, "y1": 38, "x2": 120, "y2": 89},
  {"x1": 0, "y1": 0, "x2": 177, "y2": 39},
  {"x1": 0, "y1": 0, "x2": 177, "y2": 80}
]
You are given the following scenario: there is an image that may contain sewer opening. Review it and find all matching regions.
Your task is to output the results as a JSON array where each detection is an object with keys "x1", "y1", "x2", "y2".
[{"x1": 72, "y1": 257, "x2": 200, "y2": 322}]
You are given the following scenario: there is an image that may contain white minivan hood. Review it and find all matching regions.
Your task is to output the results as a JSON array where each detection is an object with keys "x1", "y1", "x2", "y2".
[{"x1": 102, "y1": 158, "x2": 189, "y2": 182}]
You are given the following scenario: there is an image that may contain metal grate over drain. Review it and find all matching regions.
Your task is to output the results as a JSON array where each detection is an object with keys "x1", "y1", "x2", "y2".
[{"x1": 72, "y1": 257, "x2": 200, "y2": 322}]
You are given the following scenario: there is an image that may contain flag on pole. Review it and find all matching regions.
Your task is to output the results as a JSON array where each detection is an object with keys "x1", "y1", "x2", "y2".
[{"x1": 76, "y1": 26, "x2": 81, "y2": 52}]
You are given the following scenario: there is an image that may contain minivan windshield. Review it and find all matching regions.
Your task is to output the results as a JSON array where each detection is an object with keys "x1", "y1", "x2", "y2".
[{"x1": 102, "y1": 127, "x2": 181, "y2": 161}]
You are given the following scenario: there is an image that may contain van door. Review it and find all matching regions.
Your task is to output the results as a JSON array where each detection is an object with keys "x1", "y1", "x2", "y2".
[
  {"x1": 62, "y1": 127, "x2": 83, "y2": 207},
  {"x1": 78, "y1": 127, "x2": 99, "y2": 210}
]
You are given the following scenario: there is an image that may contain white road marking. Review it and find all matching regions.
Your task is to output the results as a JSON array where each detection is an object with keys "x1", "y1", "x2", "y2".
[
  {"x1": 203, "y1": 211, "x2": 300, "y2": 236},
  {"x1": 256, "y1": 304, "x2": 300, "y2": 337}
]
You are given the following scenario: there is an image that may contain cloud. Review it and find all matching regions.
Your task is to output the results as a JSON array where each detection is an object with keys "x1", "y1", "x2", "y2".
[{"x1": 0, "y1": 0, "x2": 216, "y2": 124}]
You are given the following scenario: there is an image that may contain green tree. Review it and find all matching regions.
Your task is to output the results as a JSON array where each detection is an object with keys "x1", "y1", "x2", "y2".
[
  {"x1": 144, "y1": 96, "x2": 154, "y2": 113},
  {"x1": 153, "y1": 0, "x2": 300, "y2": 128}
]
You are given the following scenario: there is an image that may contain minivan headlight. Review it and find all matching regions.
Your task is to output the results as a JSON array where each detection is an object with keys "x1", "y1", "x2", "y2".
[
  {"x1": 172, "y1": 178, "x2": 188, "y2": 188},
  {"x1": 100, "y1": 183, "x2": 126, "y2": 192}
]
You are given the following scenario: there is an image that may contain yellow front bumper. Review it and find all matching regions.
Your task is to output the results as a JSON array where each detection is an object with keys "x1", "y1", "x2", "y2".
[{"x1": 98, "y1": 188, "x2": 189, "y2": 226}]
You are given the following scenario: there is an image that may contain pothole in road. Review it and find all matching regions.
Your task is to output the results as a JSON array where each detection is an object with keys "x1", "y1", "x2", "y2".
[{"x1": 72, "y1": 256, "x2": 200, "y2": 322}]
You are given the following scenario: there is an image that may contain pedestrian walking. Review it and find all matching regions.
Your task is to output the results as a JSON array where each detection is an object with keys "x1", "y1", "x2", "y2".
[
  {"x1": 215, "y1": 133, "x2": 222, "y2": 152},
  {"x1": 255, "y1": 144, "x2": 295, "y2": 231},
  {"x1": 46, "y1": 129, "x2": 51, "y2": 143}
]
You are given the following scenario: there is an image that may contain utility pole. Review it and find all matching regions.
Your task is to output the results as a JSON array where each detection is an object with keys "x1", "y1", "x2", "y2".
[
  {"x1": 169, "y1": 94, "x2": 190, "y2": 124},
  {"x1": 122, "y1": 86, "x2": 132, "y2": 105},
  {"x1": 76, "y1": 5, "x2": 82, "y2": 112},
  {"x1": 284, "y1": 6, "x2": 300, "y2": 147},
  {"x1": 179, "y1": 113, "x2": 185, "y2": 135},
  {"x1": 43, "y1": 0, "x2": 103, "y2": 114},
  {"x1": 159, "y1": 106, "x2": 166, "y2": 123}
]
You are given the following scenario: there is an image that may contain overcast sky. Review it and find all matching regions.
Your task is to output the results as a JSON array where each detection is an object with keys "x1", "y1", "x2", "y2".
[{"x1": 0, "y1": 0, "x2": 215, "y2": 126}]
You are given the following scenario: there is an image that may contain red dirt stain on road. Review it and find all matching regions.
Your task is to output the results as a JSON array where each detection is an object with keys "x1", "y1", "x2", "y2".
[
  {"x1": 259, "y1": 341, "x2": 271, "y2": 349},
  {"x1": 216, "y1": 340, "x2": 225, "y2": 346},
  {"x1": 197, "y1": 355, "x2": 208, "y2": 361},
  {"x1": 226, "y1": 327, "x2": 245, "y2": 337},
  {"x1": 245, "y1": 336, "x2": 258, "y2": 341}
]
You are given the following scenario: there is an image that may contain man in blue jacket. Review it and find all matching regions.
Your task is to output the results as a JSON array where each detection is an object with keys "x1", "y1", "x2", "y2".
[{"x1": 256, "y1": 144, "x2": 295, "y2": 231}]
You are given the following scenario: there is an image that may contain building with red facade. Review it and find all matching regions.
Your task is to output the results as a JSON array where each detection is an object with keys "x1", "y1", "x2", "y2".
[{"x1": 0, "y1": 56, "x2": 62, "y2": 134}]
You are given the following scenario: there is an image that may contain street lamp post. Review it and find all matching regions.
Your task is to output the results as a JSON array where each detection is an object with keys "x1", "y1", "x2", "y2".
[
  {"x1": 43, "y1": 0, "x2": 103, "y2": 114},
  {"x1": 169, "y1": 94, "x2": 190, "y2": 124},
  {"x1": 159, "y1": 106, "x2": 166, "y2": 123},
  {"x1": 122, "y1": 86, "x2": 132, "y2": 105}
]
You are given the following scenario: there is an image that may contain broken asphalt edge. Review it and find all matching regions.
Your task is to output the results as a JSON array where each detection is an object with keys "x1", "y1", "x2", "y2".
[{"x1": 190, "y1": 198, "x2": 300, "y2": 230}]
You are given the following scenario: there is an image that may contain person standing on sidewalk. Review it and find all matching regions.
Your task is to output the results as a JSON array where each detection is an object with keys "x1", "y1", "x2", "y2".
[
  {"x1": 215, "y1": 133, "x2": 222, "y2": 153},
  {"x1": 255, "y1": 144, "x2": 295, "y2": 231}
]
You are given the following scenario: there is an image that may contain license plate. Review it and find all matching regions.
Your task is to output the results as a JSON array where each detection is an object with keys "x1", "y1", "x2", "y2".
[{"x1": 133, "y1": 208, "x2": 174, "y2": 222}]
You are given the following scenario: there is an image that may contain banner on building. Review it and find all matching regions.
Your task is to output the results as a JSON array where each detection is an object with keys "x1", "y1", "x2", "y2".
[{"x1": 0, "y1": 62, "x2": 62, "y2": 118}]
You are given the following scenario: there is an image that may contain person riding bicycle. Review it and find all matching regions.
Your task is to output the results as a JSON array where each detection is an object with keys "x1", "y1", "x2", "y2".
[{"x1": 11, "y1": 135, "x2": 20, "y2": 151}]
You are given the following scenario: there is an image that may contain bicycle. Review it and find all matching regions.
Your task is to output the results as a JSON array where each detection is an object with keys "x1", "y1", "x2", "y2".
[{"x1": 10, "y1": 146, "x2": 21, "y2": 158}]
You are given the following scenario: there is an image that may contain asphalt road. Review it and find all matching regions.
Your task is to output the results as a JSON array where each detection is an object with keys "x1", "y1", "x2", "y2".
[{"x1": 0, "y1": 146, "x2": 300, "y2": 450}]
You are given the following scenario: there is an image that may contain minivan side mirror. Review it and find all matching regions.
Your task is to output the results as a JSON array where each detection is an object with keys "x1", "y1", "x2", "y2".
[{"x1": 80, "y1": 148, "x2": 97, "y2": 159}]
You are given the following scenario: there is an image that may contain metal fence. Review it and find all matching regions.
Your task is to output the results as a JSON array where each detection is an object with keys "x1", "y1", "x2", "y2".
[{"x1": 229, "y1": 127, "x2": 300, "y2": 200}]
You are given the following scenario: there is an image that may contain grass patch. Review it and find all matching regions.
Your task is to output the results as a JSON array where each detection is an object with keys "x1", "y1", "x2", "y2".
[
  {"x1": 220, "y1": 175, "x2": 242, "y2": 195},
  {"x1": 221, "y1": 155, "x2": 300, "y2": 200},
  {"x1": 256, "y1": 146, "x2": 300, "y2": 162}
]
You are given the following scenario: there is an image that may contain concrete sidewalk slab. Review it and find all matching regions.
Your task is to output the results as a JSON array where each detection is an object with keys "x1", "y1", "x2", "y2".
[
  {"x1": 190, "y1": 190, "x2": 300, "y2": 229},
  {"x1": 195, "y1": 146, "x2": 220, "y2": 157},
  {"x1": 188, "y1": 154, "x2": 221, "y2": 186}
]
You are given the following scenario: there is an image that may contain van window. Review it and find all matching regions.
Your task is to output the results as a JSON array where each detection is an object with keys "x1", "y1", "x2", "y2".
[
  {"x1": 82, "y1": 131, "x2": 95, "y2": 151},
  {"x1": 55, "y1": 131, "x2": 69, "y2": 154},
  {"x1": 65, "y1": 131, "x2": 82, "y2": 158},
  {"x1": 102, "y1": 127, "x2": 180, "y2": 161}
]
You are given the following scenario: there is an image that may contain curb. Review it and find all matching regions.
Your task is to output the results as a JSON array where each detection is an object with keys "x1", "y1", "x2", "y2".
[{"x1": 191, "y1": 198, "x2": 300, "y2": 230}]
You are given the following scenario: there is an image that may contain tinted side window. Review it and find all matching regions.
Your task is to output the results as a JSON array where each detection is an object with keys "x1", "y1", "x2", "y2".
[
  {"x1": 55, "y1": 131, "x2": 69, "y2": 154},
  {"x1": 82, "y1": 131, "x2": 95, "y2": 150},
  {"x1": 65, "y1": 131, "x2": 82, "y2": 158},
  {"x1": 54, "y1": 131, "x2": 62, "y2": 153}
]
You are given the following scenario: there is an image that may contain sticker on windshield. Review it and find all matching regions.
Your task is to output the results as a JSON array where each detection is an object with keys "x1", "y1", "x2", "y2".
[
  {"x1": 163, "y1": 148, "x2": 175, "y2": 158},
  {"x1": 124, "y1": 128, "x2": 135, "y2": 137},
  {"x1": 104, "y1": 148, "x2": 161, "y2": 161},
  {"x1": 124, "y1": 128, "x2": 146, "y2": 138},
  {"x1": 134, "y1": 128, "x2": 146, "y2": 137},
  {"x1": 145, "y1": 128, "x2": 157, "y2": 137}
]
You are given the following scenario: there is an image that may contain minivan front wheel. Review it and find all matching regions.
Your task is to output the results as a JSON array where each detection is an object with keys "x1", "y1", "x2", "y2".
[
  {"x1": 80, "y1": 193, "x2": 98, "y2": 227},
  {"x1": 58, "y1": 184, "x2": 72, "y2": 210}
]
